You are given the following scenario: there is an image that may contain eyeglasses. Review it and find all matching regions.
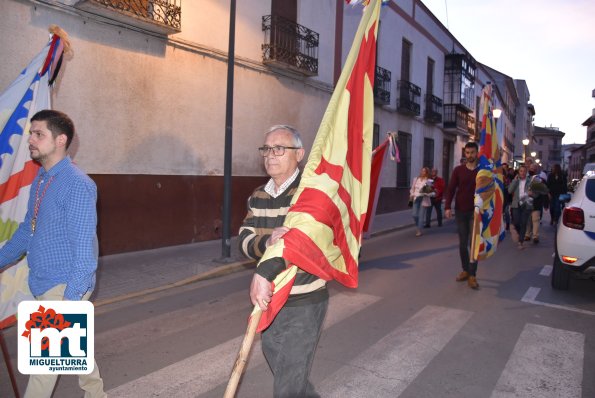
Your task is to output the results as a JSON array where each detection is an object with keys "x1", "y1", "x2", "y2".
[{"x1": 258, "y1": 145, "x2": 301, "y2": 157}]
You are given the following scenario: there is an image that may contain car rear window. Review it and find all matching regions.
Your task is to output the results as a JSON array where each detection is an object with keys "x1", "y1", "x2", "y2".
[{"x1": 586, "y1": 179, "x2": 595, "y2": 202}]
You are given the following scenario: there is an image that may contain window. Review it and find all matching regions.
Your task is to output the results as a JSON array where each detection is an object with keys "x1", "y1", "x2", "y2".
[
  {"x1": 401, "y1": 39, "x2": 411, "y2": 82},
  {"x1": 397, "y1": 132, "x2": 412, "y2": 188},
  {"x1": 423, "y1": 138, "x2": 434, "y2": 169},
  {"x1": 373, "y1": 123, "x2": 380, "y2": 150},
  {"x1": 443, "y1": 53, "x2": 475, "y2": 110},
  {"x1": 426, "y1": 58, "x2": 434, "y2": 95}
]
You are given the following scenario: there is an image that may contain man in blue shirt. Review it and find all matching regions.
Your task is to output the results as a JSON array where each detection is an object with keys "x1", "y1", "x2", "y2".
[{"x1": 0, "y1": 110, "x2": 106, "y2": 398}]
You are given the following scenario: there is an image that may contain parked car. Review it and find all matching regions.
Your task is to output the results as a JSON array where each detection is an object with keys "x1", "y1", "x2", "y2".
[{"x1": 552, "y1": 171, "x2": 595, "y2": 289}]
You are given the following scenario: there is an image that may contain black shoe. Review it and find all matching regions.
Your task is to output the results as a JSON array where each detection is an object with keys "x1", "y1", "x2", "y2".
[
  {"x1": 423, "y1": 225, "x2": 430, "y2": 228},
  {"x1": 533, "y1": 238, "x2": 539, "y2": 244},
  {"x1": 438, "y1": 223, "x2": 442, "y2": 227}
]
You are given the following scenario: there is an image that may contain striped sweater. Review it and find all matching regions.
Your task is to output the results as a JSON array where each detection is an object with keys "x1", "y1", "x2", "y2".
[{"x1": 239, "y1": 173, "x2": 327, "y2": 306}]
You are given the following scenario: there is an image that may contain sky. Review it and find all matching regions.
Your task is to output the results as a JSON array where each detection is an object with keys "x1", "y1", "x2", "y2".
[{"x1": 420, "y1": 0, "x2": 595, "y2": 144}]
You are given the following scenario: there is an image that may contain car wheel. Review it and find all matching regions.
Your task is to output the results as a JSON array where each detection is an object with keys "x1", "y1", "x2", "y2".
[{"x1": 551, "y1": 254, "x2": 570, "y2": 290}]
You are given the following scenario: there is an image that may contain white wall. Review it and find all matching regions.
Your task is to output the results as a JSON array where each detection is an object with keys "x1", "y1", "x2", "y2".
[{"x1": 0, "y1": 0, "x2": 336, "y2": 176}]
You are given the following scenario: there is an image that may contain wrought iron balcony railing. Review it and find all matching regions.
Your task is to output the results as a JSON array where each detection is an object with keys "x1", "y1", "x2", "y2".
[
  {"x1": 467, "y1": 114, "x2": 476, "y2": 137},
  {"x1": 443, "y1": 104, "x2": 470, "y2": 133},
  {"x1": 424, "y1": 94, "x2": 442, "y2": 124},
  {"x1": 77, "y1": 0, "x2": 181, "y2": 34},
  {"x1": 374, "y1": 66, "x2": 391, "y2": 105},
  {"x1": 262, "y1": 15, "x2": 319, "y2": 76},
  {"x1": 397, "y1": 80, "x2": 421, "y2": 116}
]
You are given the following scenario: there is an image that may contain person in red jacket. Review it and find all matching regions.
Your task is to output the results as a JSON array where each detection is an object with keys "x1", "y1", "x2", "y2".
[
  {"x1": 424, "y1": 168, "x2": 445, "y2": 227},
  {"x1": 445, "y1": 142, "x2": 479, "y2": 289}
]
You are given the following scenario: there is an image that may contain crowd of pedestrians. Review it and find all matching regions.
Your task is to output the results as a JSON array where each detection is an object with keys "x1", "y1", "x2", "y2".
[{"x1": 409, "y1": 149, "x2": 568, "y2": 287}]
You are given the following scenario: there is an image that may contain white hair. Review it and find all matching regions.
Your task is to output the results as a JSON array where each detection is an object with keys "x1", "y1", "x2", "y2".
[{"x1": 266, "y1": 125, "x2": 303, "y2": 148}]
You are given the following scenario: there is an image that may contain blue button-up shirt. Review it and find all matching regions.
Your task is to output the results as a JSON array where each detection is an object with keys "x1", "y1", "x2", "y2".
[{"x1": 0, "y1": 156, "x2": 98, "y2": 300}]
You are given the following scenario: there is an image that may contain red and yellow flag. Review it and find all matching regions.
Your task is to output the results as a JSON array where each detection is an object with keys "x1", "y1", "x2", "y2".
[{"x1": 253, "y1": 0, "x2": 381, "y2": 332}]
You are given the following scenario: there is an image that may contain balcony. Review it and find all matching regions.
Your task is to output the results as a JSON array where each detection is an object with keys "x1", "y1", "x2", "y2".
[
  {"x1": 262, "y1": 15, "x2": 319, "y2": 76},
  {"x1": 76, "y1": 0, "x2": 181, "y2": 35},
  {"x1": 549, "y1": 151, "x2": 562, "y2": 162},
  {"x1": 397, "y1": 80, "x2": 421, "y2": 116},
  {"x1": 424, "y1": 94, "x2": 442, "y2": 124},
  {"x1": 374, "y1": 66, "x2": 391, "y2": 105},
  {"x1": 467, "y1": 114, "x2": 476, "y2": 138},
  {"x1": 443, "y1": 104, "x2": 471, "y2": 135}
]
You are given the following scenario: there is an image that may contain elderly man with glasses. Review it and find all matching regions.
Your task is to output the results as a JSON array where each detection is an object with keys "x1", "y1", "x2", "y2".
[{"x1": 239, "y1": 125, "x2": 328, "y2": 398}]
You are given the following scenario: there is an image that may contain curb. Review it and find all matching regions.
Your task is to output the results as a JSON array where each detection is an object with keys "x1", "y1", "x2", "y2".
[
  {"x1": 94, "y1": 259, "x2": 256, "y2": 307},
  {"x1": 94, "y1": 224, "x2": 418, "y2": 307}
]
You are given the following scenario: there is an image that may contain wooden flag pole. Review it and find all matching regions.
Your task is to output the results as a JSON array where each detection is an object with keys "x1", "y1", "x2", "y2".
[
  {"x1": 470, "y1": 207, "x2": 481, "y2": 262},
  {"x1": 223, "y1": 309, "x2": 262, "y2": 398}
]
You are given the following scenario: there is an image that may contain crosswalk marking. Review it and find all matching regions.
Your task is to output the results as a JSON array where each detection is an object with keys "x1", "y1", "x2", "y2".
[
  {"x1": 522, "y1": 287, "x2": 595, "y2": 316},
  {"x1": 317, "y1": 305, "x2": 473, "y2": 397},
  {"x1": 491, "y1": 323, "x2": 584, "y2": 398},
  {"x1": 107, "y1": 292, "x2": 381, "y2": 397}
]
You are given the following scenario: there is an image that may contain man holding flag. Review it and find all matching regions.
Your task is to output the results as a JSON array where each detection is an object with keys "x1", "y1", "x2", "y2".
[
  {"x1": 239, "y1": 125, "x2": 328, "y2": 397},
  {"x1": 445, "y1": 141, "x2": 480, "y2": 289},
  {"x1": 233, "y1": 1, "x2": 381, "y2": 396}
]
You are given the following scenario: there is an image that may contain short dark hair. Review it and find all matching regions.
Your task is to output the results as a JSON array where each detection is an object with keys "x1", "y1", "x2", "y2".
[
  {"x1": 31, "y1": 109, "x2": 75, "y2": 149},
  {"x1": 464, "y1": 141, "x2": 479, "y2": 151}
]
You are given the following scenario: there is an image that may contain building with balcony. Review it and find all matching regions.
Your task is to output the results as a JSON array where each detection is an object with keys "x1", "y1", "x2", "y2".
[
  {"x1": 531, "y1": 126, "x2": 565, "y2": 172},
  {"x1": 0, "y1": 0, "x2": 534, "y2": 255},
  {"x1": 1, "y1": 0, "x2": 337, "y2": 255}
]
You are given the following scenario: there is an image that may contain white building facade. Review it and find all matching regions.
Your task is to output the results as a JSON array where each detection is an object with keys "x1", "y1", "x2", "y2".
[{"x1": 0, "y1": 0, "x2": 532, "y2": 254}]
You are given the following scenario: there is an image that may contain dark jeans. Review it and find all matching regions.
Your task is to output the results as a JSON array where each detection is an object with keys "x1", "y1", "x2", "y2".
[
  {"x1": 455, "y1": 211, "x2": 477, "y2": 276},
  {"x1": 512, "y1": 206, "x2": 531, "y2": 244},
  {"x1": 262, "y1": 298, "x2": 328, "y2": 398},
  {"x1": 549, "y1": 196, "x2": 562, "y2": 223},
  {"x1": 425, "y1": 200, "x2": 442, "y2": 226},
  {"x1": 503, "y1": 203, "x2": 511, "y2": 227}
]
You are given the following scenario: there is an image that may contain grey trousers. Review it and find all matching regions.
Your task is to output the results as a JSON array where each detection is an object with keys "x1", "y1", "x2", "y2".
[{"x1": 262, "y1": 298, "x2": 328, "y2": 398}]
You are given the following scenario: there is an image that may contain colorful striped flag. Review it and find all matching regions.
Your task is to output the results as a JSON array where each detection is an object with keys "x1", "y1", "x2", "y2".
[
  {"x1": 470, "y1": 83, "x2": 506, "y2": 261},
  {"x1": 0, "y1": 26, "x2": 70, "y2": 329},
  {"x1": 252, "y1": 0, "x2": 382, "y2": 332}
]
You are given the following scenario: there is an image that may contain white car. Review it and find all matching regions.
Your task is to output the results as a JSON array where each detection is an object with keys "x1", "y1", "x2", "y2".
[{"x1": 552, "y1": 171, "x2": 595, "y2": 289}]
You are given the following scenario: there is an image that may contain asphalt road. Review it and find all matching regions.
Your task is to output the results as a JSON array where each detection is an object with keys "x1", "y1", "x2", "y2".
[{"x1": 2, "y1": 217, "x2": 595, "y2": 397}]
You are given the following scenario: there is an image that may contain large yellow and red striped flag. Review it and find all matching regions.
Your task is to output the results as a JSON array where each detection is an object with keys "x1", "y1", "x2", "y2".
[{"x1": 253, "y1": 0, "x2": 381, "y2": 332}]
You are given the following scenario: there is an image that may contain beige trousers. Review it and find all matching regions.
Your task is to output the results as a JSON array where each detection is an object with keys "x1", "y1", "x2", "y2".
[
  {"x1": 524, "y1": 210, "x2": 540, "y2": 239},
  {"x1": 24, "y1": 284, "x2": 106, "y2": 398}
]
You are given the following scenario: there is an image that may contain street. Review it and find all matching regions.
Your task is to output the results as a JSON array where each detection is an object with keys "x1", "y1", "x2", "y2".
[{"x1": 2, "y1": 216, "x2": 595, "y2": 397}]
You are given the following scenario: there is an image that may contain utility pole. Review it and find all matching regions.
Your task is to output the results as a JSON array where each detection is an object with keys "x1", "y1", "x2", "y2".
[{"x1": 221, "y1": 0, "x2": 236, "y2": 258}]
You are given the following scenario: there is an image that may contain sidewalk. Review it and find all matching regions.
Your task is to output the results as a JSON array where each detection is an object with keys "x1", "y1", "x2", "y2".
[{"x1": 93, "y1": 209, "x2": 420, "y2": 306}]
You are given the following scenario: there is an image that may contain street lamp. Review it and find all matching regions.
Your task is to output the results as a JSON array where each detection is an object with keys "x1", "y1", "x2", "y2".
[
  {"x1": 492, "y1": 108, "x2": 502, "y2": 119},
  {"x1": 530, "y1": 151, "x2": 537, "y2": 157},
  {"x1": 536, "y1": 158, "x2": 541, "y2": 164},
  {"x1": 522, "y1": 138, "x2": 530, "y2": 146}
]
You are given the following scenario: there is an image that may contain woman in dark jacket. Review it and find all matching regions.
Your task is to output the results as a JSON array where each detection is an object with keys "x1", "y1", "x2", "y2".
[{"x1": 546, "y1": 164, "x2": 567, "y2": 226}]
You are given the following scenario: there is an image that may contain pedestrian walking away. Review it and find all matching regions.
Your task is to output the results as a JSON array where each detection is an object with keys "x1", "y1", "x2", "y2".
[
  {"x1": 239, "y1": 125, "x2": 328, "y2": 398},
  {"x1": 444, "y1": 141, "x2": 480, "y2": 290},
  {"x1": 546, "y1": 163, "x2": 567, "y2": 226},
  {"x1": 425, "y1": 168, "x2": 445, "y2": 228},
  {"x1": 0, "y1": 110, "x2": 106, "y2": 398}
]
